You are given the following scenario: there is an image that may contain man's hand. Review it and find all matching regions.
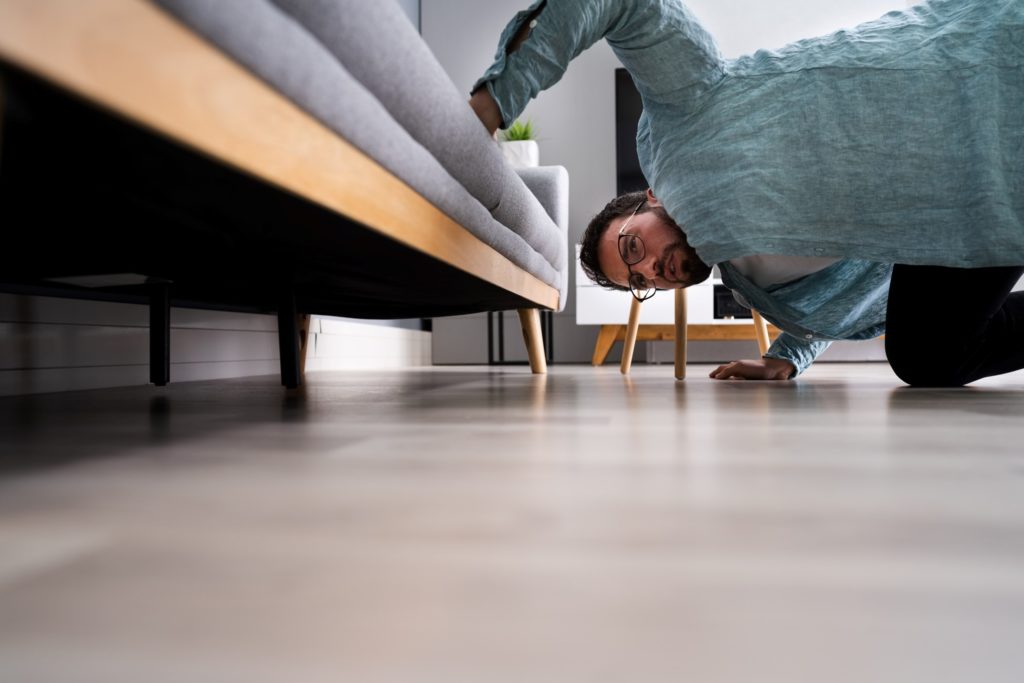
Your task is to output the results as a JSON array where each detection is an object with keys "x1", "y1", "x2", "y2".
[
  {"x1": 709, "y1": 358, "x2": 796, "y2": 381},
  {"x1": 469, "y1": 87, "x2": 502, "y2": 137}
]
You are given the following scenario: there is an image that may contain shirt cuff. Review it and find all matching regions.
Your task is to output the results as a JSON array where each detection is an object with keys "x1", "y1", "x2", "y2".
[{"x1": 763, "y1": 333, "x2": 832, "y2": 378}]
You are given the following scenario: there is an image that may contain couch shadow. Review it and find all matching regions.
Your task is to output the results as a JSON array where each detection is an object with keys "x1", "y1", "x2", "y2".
[{"x1": 0, "y1": 370, "x2": 533, "y2": 474}]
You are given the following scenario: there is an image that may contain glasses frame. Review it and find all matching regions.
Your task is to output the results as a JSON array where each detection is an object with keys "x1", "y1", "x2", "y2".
[{"x1": 617, "y1": 200, "x2": 657, "y2": 302}]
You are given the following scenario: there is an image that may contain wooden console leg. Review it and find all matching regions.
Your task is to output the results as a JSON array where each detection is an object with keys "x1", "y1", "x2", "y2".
[
  {"x1": 674, "y1": 288, "x2": 688, "y2": 380},
  {"x1": 592, "y1": 325, "x2": 621, "y2": 366},
  {"x1": 620, "y1": 298, "x2": 642, "y2": 375},
  {"x1": 752, "y1": 309, "x2": 770, "y2": 356},
  {"x1": 517, "y1": 308, "x2": 547, "y2": 374}
]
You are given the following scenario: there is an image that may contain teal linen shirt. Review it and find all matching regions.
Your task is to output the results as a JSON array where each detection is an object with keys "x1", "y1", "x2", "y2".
[
  {"x1": 718, "y1": 260, "x2": 891, "y2": 375},
  {"x1": 474, "y1": 0, "x2": 1023, "y2": 375}
]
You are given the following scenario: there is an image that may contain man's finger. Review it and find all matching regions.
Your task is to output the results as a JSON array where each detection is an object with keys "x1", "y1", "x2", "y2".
[{"x1": 710, "y1": 362, "x2": 738, "y2": 379}]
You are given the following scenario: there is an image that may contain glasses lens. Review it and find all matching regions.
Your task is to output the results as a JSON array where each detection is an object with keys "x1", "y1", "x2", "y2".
[{"x1": 618, "y1": 234, "x2": 645, "y2": 266}]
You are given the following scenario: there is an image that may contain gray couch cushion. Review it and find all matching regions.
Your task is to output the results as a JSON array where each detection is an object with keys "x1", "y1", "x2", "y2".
[
  {"x1": 514, "y1": 166, "x2": 570, "y2": 300},
  {"x1": 149, "y1": 0, "x2": 565, "y2": 307},
  {"x1": 265, "y1": 0, "x2": 567, "y2": 275}
]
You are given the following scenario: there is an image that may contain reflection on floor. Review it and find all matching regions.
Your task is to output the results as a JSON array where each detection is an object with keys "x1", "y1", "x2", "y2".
[{"x1": 2, "y1": 363, "x2": 1024, "y2": 682}]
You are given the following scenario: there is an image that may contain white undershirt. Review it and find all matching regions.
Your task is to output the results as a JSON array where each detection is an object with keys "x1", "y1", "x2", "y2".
[{"x1": 727, "y1": 254, "x2": 840, "y2": 289}]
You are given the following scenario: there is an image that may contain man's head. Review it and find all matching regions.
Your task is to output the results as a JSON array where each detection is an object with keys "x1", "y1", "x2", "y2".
[{"x1": 579, "y1": 188, "x2": 713, "y2": 294}]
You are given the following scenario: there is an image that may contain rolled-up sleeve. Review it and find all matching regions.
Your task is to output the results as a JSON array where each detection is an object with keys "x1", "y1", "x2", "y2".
[
  {"x1": 764, "y1": 333, "x2": 831, "y2": 378},
  {"x1": 472, "y1": 0, "x2": 724, "y2": 128}
]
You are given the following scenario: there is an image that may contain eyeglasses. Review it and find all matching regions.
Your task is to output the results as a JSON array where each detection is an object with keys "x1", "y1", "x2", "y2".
[{"x1": 617, "y1": 200, "x2": 657, "y2": 302}]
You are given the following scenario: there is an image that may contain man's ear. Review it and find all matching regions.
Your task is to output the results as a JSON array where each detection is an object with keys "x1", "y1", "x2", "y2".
[{"x1": 645, "y1": 188, "x2": 662, "y2": 208}]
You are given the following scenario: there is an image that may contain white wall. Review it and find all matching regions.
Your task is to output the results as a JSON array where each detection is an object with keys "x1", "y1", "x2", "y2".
[
  {"x1": 0, "y1": 294, "x2": 281, "y2": 396},
  {"x1": 425, "y1": 0, "x2": 909, "y2": 365},
  {"x1": 0, "y1": 294, "x2": 432, "y2": 396},
  {"x1": 307, "y1": 317, "x2": 431, "y2": 372}
]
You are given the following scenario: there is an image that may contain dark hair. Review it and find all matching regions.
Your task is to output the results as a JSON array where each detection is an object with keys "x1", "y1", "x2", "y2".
[{"x1": 579, "y1": 190, "x2": 651, "y2": 291}]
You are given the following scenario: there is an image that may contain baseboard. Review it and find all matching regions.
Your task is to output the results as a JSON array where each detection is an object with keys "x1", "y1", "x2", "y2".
[{"x1": 305, "y1": 317, "x2": 432, "y2": 371}]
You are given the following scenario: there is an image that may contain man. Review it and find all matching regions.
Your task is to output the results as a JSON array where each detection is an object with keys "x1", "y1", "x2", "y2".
[
  {"x1": 469, "y1": 0, "x2": 1024, "y2": 385},
  {"x1": 574, "y1": 188, "x2": 884, "y2": 382}
]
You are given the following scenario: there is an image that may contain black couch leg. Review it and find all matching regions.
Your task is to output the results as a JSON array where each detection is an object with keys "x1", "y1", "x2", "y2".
[
  {"x1": 150, "y1": 282, "x2": 170, "y2": 386},
  {"x1": 278, "y1": 288, "x2": 300, "y2": 389}
]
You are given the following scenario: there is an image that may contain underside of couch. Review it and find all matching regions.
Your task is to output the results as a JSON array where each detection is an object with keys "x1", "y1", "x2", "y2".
[{"x1": 0, "y1": 65, "x2": 541, "y2": 320}]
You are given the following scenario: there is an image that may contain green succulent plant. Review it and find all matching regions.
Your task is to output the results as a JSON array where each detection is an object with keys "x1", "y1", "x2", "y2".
[{"x1": 501, "y1": 119, "x2": 536, "y2": 141}]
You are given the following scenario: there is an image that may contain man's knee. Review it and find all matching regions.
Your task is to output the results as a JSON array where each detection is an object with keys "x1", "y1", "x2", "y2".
[{"x1": 885, "y1": 336, "x2": 969, "y2": 387}]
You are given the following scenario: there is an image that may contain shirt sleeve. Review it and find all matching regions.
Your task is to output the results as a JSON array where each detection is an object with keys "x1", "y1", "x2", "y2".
[
  {"x1": 472, "y1": 0, "x2": 724, "y2": 128},
  {"x1": 763, "y1": 333, "x2": 831, "y2": 378}
]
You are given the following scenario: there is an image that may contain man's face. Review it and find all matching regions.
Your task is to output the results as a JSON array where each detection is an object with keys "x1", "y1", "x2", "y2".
[{"x1": 597, "y1": 203, "x2": 713, "y2": 291}]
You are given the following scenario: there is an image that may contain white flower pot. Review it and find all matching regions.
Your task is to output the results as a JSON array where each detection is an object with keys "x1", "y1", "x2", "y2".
[{"x1": 499, "y1": 139, "x2": 539, "y2": 168}]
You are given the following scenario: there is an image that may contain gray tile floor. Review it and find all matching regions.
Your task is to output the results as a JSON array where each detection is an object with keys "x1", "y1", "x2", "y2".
[{"x1": 2, "y1": 363, "x2": 1024, "y2": 682}]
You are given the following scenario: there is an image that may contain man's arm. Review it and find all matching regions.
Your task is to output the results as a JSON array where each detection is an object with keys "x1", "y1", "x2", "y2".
[
  {"x1": 469, "y1": 0, "x2": 723, "y2": 135},
  {"x1": 469, "y1": 88, "x2": 502, "y2": 137},
  {"x1": 469, "y1": 2, "x2": 543, "y2": 135}
]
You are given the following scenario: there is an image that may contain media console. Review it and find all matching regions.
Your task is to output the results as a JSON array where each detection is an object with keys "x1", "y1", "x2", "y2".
[{"x1": 575, "y1": 247, "x2": 778, "y2": 365}]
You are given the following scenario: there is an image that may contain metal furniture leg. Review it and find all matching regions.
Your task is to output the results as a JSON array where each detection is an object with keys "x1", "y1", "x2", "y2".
[
  {"x1": 149, "y1": 282, "x2": 170, "y2": 386},
  {"x1": 278, "y1": 286, "x2": 300, "y2": 389}
]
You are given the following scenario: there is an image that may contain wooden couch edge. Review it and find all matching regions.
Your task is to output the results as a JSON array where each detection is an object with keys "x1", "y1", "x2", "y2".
[{"x1": 0, "y1": 0, "x2": 560, "y2": 312}]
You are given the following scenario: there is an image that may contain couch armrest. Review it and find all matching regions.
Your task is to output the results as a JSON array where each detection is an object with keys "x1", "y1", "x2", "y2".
[
  {"x1": 514, "y1": 166, "x2": 569, "y2": 237},
  {"x1": 514, "y1": 165, "x2": 569, "y2": 312}
]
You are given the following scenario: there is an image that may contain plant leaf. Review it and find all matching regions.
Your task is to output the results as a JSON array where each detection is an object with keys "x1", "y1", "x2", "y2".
[{"x1": 502, "y1": 118, "x2": 536, "y2": 141}]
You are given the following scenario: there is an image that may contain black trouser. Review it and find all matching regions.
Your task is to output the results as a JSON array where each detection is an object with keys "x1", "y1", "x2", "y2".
[{"x1": 885, "y1": 265, "x2": 1024, "y2": 387}]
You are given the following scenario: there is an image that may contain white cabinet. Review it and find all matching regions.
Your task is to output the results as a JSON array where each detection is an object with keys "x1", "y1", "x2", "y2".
[{"x1": 573, "y1": 246, "x2": 893, "y2": 365}]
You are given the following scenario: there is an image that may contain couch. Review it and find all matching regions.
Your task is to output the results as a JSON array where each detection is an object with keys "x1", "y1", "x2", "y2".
[{"x1": 0, "y1": 0, "x2": 568, "y2": 388}]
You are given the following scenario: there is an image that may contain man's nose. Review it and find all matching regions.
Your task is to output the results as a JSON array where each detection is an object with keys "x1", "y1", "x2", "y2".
[{"x1": 637, "y1": 252, "x2": 659, "y2": 279}]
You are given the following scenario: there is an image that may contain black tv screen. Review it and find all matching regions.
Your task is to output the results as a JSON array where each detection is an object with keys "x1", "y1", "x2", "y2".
[{"x1": 615, "y1": 68, "x2": 647, "y2": 195}]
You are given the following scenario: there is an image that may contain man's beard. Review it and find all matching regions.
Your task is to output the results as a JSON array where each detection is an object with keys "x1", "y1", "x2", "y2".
[{"x1": 654, "y1": 208, "x2": 713, "y2": 287}]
